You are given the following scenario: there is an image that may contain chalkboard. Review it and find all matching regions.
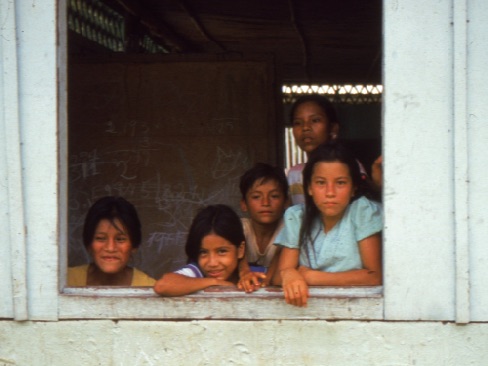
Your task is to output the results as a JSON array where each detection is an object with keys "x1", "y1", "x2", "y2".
[{"x1": 68, "y1": 57, "x2": 278, "y2": 279}]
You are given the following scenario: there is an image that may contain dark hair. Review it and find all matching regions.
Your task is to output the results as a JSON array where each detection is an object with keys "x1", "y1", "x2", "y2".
[
  {"x1": 185, "y1": 204, "x2": 245, "y2": 263},
  {"x1": 300, "y1": 142, "x2": 369, "y2": 247},
  {"x1": 239, "y1": 163, "x2": 289, "y2": 200},
  {"x1": 289, "y1": 94, "x2": 339, "y2": 132},
  {"x1": 83, "y1": 196, "x2": 142, "y2": 249}
]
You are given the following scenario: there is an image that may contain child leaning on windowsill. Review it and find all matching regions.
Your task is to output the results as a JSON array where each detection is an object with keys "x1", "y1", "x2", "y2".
[
  {"x1": 236, "y1": 163, "x2": 289, "y2": 292},
  {"x1": 273, "y1": 142, "x2": 383, "y2": 307},
  {"x1": 154, "y1": 204, "x2": 260, "y2": 296}
]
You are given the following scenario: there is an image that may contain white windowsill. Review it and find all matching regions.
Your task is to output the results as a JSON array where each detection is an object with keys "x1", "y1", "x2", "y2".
[{"x1": 59, "y1": 286, "x2": 383, "y2": 320}]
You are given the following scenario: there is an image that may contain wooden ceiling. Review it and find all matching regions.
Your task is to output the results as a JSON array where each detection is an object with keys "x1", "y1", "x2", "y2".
[{"x1": 100, "y1": 0, "x2": 383, "y2": 84}]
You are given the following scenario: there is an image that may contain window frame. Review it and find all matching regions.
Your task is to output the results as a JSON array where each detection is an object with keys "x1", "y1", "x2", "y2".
[
  {"x1": 6, "y1": 0, "x2": 477, "y2": 323},
  {"x1": 53, "y1": 0, "x2": 384, "y2": 321},
  {"x1": 58, "y1": 286, "x2": 383, "y2": 320}
]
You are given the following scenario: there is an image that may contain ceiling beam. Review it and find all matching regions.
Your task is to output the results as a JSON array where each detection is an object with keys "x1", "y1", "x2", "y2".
[
  {"x1": 287, "y1": 0, "x2": 310, "y2": 81},
  {"x1": 178, "y1": 0, "x2": 227, "y2": 53},
  {"x1": 113, "y1": 0, "x2": 194, "y2": 53}
]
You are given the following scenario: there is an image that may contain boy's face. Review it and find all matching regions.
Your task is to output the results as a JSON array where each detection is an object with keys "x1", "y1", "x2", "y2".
[{"x1": 241, "y1": 178, "x2": 287, "y2": 225}]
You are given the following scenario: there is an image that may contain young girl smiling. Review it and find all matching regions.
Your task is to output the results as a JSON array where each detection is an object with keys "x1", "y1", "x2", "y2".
[
  {"x1": 274, "y1": 142, "x2": 383, "y2": 307},
  {"x1": 153, "y1": 204, "x2": 247, "y2": 296}
]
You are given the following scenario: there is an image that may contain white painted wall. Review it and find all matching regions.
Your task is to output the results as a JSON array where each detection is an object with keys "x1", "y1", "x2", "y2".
[
  {"x1": 466, "y1": 0, "x2": 488, "y2": 321},
  {"x1": 1, "y1": 321, "x2": 488, "y2": 365},
  {"x1": 383, "y1": 0, "x2": 488, "y2": 322},
  {"x1": 1, "y1": 0, "x2": 488, "y2": 363},
  {"x1": 383, "y1": 0, "x2": 456, "y2": 321}
]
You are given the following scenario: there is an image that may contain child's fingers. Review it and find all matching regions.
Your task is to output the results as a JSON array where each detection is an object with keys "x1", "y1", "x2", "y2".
[
  {"x1": 240, "y1": 278, "x2": 257, "y2": 293},
  {"x1": 251, "y1": 273, "x2": 266, "y2": 287},
  {"x1": 239, "y1": 272, "x2": 266, "y2": 292},
  {"x1": 238, "y1": 271, "x2": 266, "y2": 292},
  {"x1": 238, "y1": 279, "x2": 252, "y2": 292},
  {"x1": 284, "y1": 283, "x2": 308, "y2": 307}
]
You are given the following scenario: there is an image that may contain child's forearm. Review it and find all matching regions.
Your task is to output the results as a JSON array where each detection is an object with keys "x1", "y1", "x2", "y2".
[
  {"x1": 272, "y1": 247, "x2": 298, "y2": 285},
  {"x1": 300, "y1": 267, "x2": 382, "y2": 286},
  {"x1": 153, "y1": 273, "x2": 224, "y2": 297}
]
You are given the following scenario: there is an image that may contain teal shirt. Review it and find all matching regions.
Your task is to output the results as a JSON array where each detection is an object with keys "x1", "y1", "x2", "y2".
[{"x1": 275, "y1": 196, "x2": 383, "y2": 272}]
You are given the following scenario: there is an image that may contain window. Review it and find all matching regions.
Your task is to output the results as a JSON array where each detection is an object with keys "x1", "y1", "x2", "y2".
[
  {"x1": 54, "y1": 1, "x2": 383, "y2": 319},
  {"x1": 3, "y1": 0, "x2": 481, "y2": 324}
]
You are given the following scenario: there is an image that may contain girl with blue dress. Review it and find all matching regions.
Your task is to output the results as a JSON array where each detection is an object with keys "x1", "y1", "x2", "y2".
[{"x1": 274, "y1": 142, "x2": 383, "y2": 307}]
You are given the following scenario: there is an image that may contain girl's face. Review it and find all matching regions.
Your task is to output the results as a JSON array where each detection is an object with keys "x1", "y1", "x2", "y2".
[
  {"x1": 292, "y1": 101, "x2": 337, "y2": 155},
  {"x1": 198, "y1": 233, "x2": 245, "y2": 281},
  {"x1": 240, "y1": 178, "x2": 287, "y2": 226},
  {"x1": 308, "y1": 161, "x2": 356, "y2": 227},
  {"x1": 89, "y1": 219, "x2": 134, "y2": 274}
]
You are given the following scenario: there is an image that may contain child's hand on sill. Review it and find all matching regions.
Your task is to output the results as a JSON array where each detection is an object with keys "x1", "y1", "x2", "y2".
[{"x1": 237, "y1": 271, "x2": 267, "y2": 293}]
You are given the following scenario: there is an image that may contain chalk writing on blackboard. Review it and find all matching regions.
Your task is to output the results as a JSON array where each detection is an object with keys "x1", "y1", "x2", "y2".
[{"x1": 68, "y1": 59, "x2": 275, "y2": 277}]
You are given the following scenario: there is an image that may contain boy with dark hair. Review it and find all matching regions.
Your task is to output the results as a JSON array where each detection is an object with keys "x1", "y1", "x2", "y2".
[{"x1": 237, "y1": 163, "x2": 289, "y2": 289}]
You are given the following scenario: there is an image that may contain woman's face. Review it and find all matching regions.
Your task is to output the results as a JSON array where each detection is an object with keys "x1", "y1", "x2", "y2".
[
  {"x1": 292, "y1": 101, "x2": 336, "y2": 155},
  {"x1": 89, "y1": 219, "x2": 134, "y2": 274},
  {"x1": 197, "y1": 233, "x2": 245, "y2": 281}
]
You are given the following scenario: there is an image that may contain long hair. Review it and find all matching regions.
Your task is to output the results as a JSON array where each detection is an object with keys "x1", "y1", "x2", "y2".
[{"x1": 299, "y1": 142, "x2": 370, "y2": 249}]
